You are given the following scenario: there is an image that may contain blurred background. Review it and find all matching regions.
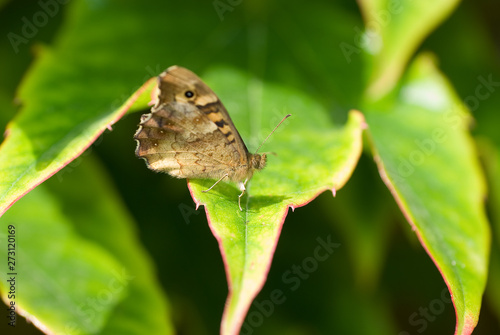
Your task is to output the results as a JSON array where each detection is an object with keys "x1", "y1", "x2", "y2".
[{"x1": 0, "y1": 0, "x2": 499, "y2": 334}]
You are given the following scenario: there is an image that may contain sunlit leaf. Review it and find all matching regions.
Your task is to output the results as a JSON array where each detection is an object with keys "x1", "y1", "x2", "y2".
[
  {"x1": 187, "y1": 67, "x2": 364, "y2": 334},
  {"x1": 358, "y1": 0, "x2": 461, "y2": 98},
  {"x1": 364, "y1": 53, "x2": 489, "y2": 335},
  {"x1": 0, "y1": 155, "x2": 174, "y2": 334}
]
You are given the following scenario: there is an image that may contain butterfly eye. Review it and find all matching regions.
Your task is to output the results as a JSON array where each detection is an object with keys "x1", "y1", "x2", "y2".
[{"x1": 184, "y1": 90, "x2": 194, "y2": 98}]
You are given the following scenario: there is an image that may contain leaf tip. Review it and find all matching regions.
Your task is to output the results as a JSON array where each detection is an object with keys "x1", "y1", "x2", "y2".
[{"x1": 186, "y1": 179, "x2": 203, "y2": 210}]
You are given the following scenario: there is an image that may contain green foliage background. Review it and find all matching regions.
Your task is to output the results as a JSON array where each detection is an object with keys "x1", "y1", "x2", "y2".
[{"x1": 0, "y1": 0, "x2": 499, "y2": 334}]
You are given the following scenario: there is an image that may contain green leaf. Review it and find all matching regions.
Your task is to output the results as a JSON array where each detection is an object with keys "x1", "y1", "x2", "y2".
[
  {"x1": 0, "y1": 49, "x2": 155, "y2": 217},
  {"x1": 0, "y1": 0, "x2": 191, "y2": 217},
  {"x1": 187, "y1": 67, "x2": 364, "y2": 334},
  {"x1": 0, "y1": 185, "x2": 126, "y2": 333},
  {"x1": 358, "y1": 0, "x2": 461, "y2": 98},
  {"x1": 364, "y1": 53, "x2": 490, "y2": 335},
  {"x1": 0, "y1": 154, "x2": 174, "y2": 334}
]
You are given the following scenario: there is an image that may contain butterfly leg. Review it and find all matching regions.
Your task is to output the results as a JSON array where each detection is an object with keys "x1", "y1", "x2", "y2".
[
  {"x1": 202, "y1": 173, "x2": 229, "y2": 193},
  {"x1": 237, "y1": 178, "x2": 249, "y2": 211}
]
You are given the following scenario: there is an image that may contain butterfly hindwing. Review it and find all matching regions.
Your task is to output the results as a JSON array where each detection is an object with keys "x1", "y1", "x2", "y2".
[{"x1": 135, "y1": 101, "x2": 242, "y2": 179}]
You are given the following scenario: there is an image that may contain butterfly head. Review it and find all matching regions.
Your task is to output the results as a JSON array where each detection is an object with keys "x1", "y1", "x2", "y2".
[{"x1": 250, "y1": 153, "x2": 267, "y2": 171}]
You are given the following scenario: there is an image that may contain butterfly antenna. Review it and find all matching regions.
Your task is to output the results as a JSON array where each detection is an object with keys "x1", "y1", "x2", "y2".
[{"x1": 255, "y1": 114, "x2": 291, "y2": 154}]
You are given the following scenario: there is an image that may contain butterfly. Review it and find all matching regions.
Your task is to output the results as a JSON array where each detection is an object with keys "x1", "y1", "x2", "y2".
[{"x1": 134, "y1": 66, "x2": 289, "y2": 210}]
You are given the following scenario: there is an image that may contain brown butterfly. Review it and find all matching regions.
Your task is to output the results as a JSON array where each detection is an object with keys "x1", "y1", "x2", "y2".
[{"x1": 134, "y1": 66, "x2": 289, "y2": 210}]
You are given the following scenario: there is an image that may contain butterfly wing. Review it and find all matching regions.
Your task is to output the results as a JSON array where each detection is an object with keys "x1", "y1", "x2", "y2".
[
  {"x1": 134, "y1": 101, "x2": 244, "y2": 179},
  {"x1": 134, "y1": 66, "x2": 253, "y2": 181},
  {"x1": 160, "y1": 67, "x2": 250, "y2": 159}
]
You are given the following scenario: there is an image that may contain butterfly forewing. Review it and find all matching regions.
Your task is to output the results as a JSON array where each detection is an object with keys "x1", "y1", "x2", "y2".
[
  {"x1": 135, "y1": 102, "x2": 243, "y2": 179},
  {"x1": 134, "y1": 66, "x2": 262, "y2": 182},
  {"x1": 159, "y1": 66, "x2": 250, "y2": 165}
]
